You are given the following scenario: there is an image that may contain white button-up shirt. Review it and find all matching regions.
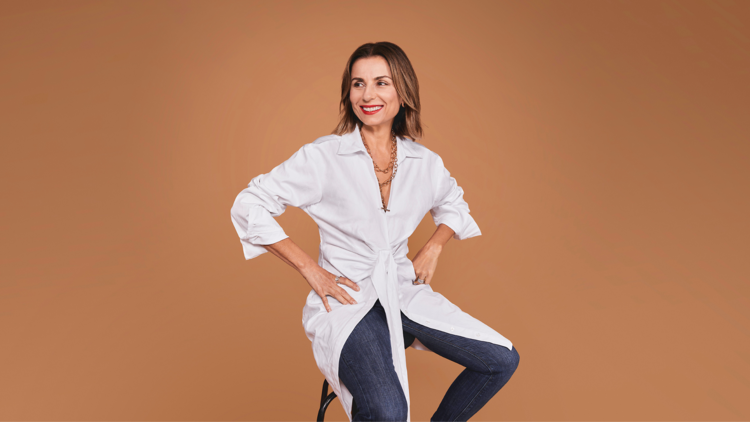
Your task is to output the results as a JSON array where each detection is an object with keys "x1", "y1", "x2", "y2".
[{"x1": 230, "y1": 124, "x2": 513, "y2": 421}]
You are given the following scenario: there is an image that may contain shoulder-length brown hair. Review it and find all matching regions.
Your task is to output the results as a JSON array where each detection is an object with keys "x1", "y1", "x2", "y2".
[{"x1": 332, "y1": 42, "x2": 423, "y2": 141}]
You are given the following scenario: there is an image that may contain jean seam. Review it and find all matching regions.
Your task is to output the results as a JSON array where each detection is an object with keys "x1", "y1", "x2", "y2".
[
  {"x1": 341, "y1": 355, "x2": 369, "y2": 420},
  {"x1": 404, "y1": 322, "x2": 495, "y2": 421},
  {"x1": 453, "y1": 373, "x2": 492, "y2": 421}
]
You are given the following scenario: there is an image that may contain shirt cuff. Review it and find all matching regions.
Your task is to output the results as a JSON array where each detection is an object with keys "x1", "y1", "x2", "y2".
[
  {"x1": 235, "y1": 204, "x2": 290, "y2": 260},
  {"x1": 241, "y1": 231, "x2": 290, "y2": 260},
  {"x1": 432, "y1": 211, "x2": 482, "y2": 240}
]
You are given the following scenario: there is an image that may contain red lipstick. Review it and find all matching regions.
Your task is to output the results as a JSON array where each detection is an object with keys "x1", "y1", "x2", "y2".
[{"x1": 360, "y1": 105, "x2": 384, "y2": 115}]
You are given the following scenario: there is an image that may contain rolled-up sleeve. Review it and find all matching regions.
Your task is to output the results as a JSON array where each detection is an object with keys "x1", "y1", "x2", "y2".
[
  {"x1": 230, "y1": 144, "x2": 324, "y2": 260},
  {"x1": 429, "y1": 154, "x2": 482, "y2": 240}
]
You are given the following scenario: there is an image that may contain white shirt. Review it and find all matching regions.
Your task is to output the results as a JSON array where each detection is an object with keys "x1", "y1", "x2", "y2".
[{"x1": 230, "y1": 124, "x2": 513, "y2": 421}]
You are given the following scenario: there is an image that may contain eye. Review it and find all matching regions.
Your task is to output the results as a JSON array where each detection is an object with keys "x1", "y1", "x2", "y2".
[
  {"x1": 353, "y1": 81, "x2": 364, "y2": 88},
  {"x1": 378, "y1": 81, "x2": 389, "y2": 86}
]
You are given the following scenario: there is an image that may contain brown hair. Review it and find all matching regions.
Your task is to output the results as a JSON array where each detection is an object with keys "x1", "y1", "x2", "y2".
[{"x1": 332, "y1": 42, "x2": 423, "y2": 140}]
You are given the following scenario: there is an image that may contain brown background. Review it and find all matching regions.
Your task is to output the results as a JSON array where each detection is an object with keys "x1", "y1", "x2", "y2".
[{"x1": 1, "y1": 0, "x2": 749, "y2": 420}]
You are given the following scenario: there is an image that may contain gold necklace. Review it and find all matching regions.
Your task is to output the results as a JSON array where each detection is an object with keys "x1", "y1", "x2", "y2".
[{"x1": 360, "y1": 129, "x2": 398, "y2": 212}]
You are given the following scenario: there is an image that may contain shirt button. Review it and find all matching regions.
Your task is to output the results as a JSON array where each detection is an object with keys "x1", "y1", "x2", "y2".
[
  {"x1": 450, "y1": 326, "x2": 455, "y2": 332},
  {"x1": 476, "y1": 332, "x2": 482, "y2": 337}
]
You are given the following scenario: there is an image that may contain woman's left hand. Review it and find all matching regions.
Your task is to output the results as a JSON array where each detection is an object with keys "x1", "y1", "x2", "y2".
[{"x1": 411, "y1": 242, "x2": 443, "y2": 285}]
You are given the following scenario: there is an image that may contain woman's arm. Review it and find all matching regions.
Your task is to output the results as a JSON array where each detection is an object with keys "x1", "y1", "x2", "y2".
[
  {"x1": 413, "y1": 152, "x2": 483, "y2": 285},
  {"x1": 262, "y1": 237, "x2": 361, "y2": 312},
  {"x1": 411, "y1": 223, "x2": 455, "y2": 285},
  {"x1": 429, "y1": 154, "x2": 482, "y2": 241},
  {"x1": 230, "y1": 143, "x2": 359, "y2": 312}
]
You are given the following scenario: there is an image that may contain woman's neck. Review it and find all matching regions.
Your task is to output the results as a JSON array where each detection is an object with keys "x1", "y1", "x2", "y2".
[{"x1": 360, "y1": 123, "x2": 394, "y2": 154}]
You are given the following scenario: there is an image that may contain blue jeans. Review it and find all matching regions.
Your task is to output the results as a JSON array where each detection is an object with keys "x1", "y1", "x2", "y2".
[{"x1": 338, "y1": 299, "x2": 520, "y2": 421}]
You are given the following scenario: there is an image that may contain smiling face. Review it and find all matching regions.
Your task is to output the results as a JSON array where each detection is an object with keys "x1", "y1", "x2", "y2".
[{"x1": 349, "y1": 55, "x2": 402, "y2": 130}]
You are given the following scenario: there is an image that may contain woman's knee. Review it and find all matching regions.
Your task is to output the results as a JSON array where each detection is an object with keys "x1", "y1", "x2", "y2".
[
  {"x1": 509, "y1": 345, "x2": 520, "y2": 372},
  {"x1": 487, "y1": 344, "x2": 520, "y2": 377}
]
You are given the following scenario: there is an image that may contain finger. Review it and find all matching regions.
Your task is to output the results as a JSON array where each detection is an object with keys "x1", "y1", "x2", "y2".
[
  {"x1": 425, "y1": 272, "x2": 433, "y2": 285},
  {"x1": 321, "y1": 296, "x2": 332, "y2": 313},
  {"x1": 414, "y1": 272, "x2": 425, "y2": 285},
  {"x1": 337, "y1": 288, "x2": 357, "y2": 305},
  {"x1": 341, "y1": 277, "x2": 360, "y2": 292}
]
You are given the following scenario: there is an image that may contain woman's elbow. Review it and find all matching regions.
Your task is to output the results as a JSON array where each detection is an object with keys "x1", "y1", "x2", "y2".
[{"x1": 230, "y1": 195, "x2": 251, "y2": 229}]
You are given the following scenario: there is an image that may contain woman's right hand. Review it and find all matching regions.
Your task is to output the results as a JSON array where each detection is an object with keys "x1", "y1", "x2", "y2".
[{"x1": 301, "y1": 265, "x2": 360, "y2": 313}]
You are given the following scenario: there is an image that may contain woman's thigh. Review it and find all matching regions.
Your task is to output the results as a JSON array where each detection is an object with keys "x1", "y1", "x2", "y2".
[
  {"x1": 401, "y1": 313, "x2": 520, "y2": 379},
  {"x1": 338, "y1": 300, "x2": 408, "y2": 420}
]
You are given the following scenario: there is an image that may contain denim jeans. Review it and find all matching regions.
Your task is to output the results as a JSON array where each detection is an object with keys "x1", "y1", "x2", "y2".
[{"x1": 338, "y1": 299, "x2": 520, "y2": 421}]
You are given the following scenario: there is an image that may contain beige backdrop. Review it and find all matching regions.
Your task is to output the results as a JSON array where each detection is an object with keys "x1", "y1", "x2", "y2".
[{"x1": 1, "y1": 0, "x2": 749, "y2": 420}]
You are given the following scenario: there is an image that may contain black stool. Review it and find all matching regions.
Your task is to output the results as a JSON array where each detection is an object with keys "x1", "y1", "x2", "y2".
[{"x1": 317, "y1": 330, "x2": 415, "y2": 421}]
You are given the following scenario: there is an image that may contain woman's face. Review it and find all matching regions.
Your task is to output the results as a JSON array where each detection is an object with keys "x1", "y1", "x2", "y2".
[{"x1": 350, "y1": 56, "x2": 401, "y2": 130}]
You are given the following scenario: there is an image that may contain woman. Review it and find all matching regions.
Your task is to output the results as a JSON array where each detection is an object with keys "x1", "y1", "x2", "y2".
[{"x1": 230, "y1": 42, "x2": 519, "y2": 421}]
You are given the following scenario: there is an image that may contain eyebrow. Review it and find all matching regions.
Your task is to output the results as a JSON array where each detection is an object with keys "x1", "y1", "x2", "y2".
[{"x1": 351, "y1": 76, "x2": 393, "y2": 81}]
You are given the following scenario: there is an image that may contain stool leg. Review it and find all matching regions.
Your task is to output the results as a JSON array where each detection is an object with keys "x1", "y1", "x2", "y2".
[
  {"x1": 317, "y1": 379, "x2": 338, "y2": 421},
  {"x1": 320, "y1": 379, "x2": 330, "y2": 408}
]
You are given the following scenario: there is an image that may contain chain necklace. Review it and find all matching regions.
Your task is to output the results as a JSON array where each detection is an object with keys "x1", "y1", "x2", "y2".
[{"x1": 360, "y1": 129, "x2": 398, "y2": 212}]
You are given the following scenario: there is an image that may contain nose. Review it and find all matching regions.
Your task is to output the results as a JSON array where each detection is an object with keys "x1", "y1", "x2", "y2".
[{"x1": 363, "y1": 82, "x2": 377, "y2": 102}]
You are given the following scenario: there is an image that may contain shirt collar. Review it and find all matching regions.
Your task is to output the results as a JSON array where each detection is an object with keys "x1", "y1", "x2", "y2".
[{"x1": 337, "y1": 123, "x2": 424, "y2": 159}]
